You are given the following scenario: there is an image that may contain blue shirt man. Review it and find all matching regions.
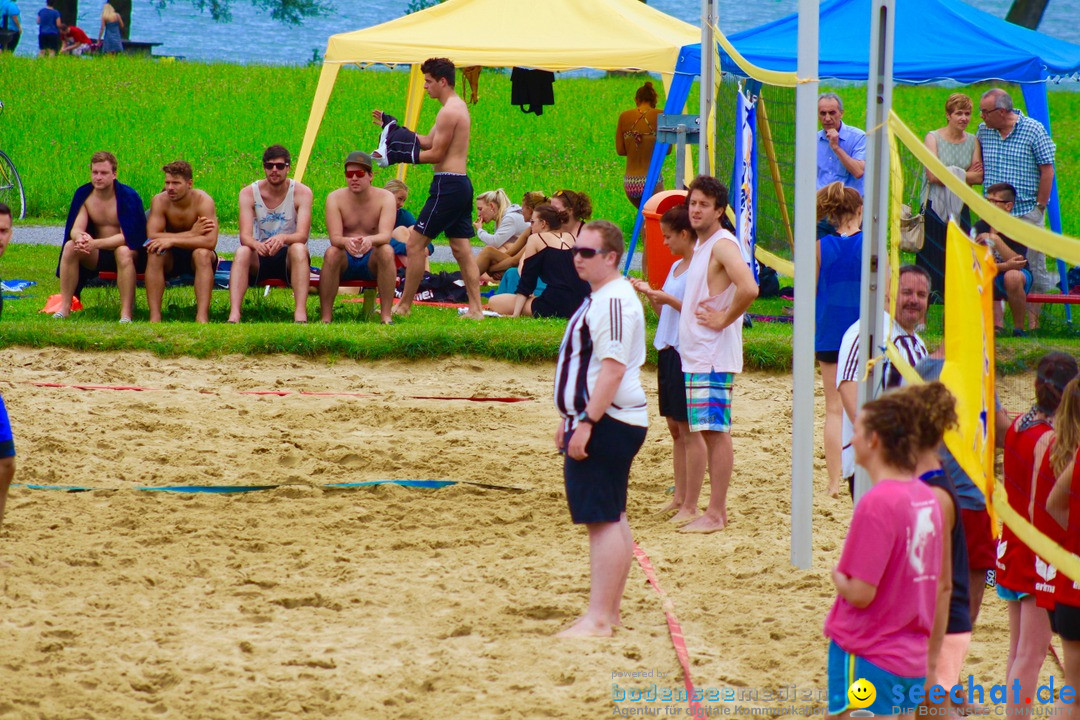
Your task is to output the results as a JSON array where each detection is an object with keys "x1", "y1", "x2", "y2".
[
  {"x1": 1, "y1": 0, "x2": 20, "y2": 32},
  {"x1": 816, "y1": 92, "x2": 866, "y2": 195}
]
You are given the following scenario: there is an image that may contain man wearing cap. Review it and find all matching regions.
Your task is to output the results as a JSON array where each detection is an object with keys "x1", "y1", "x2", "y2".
[
  {"x1": 319, "y1": 151, "x2": 397, "y2": 325},
  {"x1": 229, "y1": 144, "x2": 313, "y2": 323}
]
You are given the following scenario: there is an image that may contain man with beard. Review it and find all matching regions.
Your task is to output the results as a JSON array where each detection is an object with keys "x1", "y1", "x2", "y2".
[
  {"x1": 145, "y1": 160, "x2": 218, "y2": 323},
  {"x1": 836, "y1": 265, "x2": 931, "y2": 497},
  {"x1": 228, "y1": 145, "x2": 314, "y2": 323}
]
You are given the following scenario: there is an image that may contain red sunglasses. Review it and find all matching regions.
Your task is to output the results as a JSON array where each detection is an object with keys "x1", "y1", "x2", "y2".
[{"x1": 345, "y1": 169, "x2": 369, "y2": 179}]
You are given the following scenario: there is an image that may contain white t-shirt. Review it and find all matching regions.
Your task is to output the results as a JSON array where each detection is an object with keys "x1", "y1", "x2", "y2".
[
  {"x1": 837, "y1": 312, "x2": 928, "y2": 478},
  {"x1": 654, "y1": 258, "x2": 689, "y2": 351},
  {"x1": 554, "y1": 276, "x2": 648, "y2": 428}
]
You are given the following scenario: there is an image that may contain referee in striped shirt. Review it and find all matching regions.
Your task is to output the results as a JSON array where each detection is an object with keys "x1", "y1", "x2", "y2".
[{"x1": 837, "y1": 265, "x2": 931, "y2": 497}]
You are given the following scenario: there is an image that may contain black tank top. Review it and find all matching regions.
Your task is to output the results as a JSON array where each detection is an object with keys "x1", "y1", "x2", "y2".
[{"x1": 918, "y1": 468, "x2": 972, "y2": 634}]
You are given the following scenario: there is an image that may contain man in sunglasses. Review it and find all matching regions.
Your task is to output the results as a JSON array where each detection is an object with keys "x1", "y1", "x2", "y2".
[
  {"x1": 319, "y1": 151, "x2": 397, "y2": 324},
  {"x1": 228, "y1": 144, "x2": 314, "y2": 323},
  {"x1": 377, "y1": 57, "x2": 484, "y2": 321}
]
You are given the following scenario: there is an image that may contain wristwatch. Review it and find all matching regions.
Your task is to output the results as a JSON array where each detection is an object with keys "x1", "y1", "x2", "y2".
[
  {"x1": 578, "y1": 413, "x2": 599, "y2": 427},
  {"x1": 1037, "y1": 203, "x2": 1047, "y2": 211}
]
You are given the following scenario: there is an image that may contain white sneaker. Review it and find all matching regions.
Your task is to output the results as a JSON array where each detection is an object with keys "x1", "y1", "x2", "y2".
[
  {"x1": 51, "y1": 311, "x2": 65, "y2": 319},
  {"x1": 119, "y1": 317, "x2": 132, "y2": 324},
  {"x1": 373, "y1": 118, "x2": 394, "y2": 167}
]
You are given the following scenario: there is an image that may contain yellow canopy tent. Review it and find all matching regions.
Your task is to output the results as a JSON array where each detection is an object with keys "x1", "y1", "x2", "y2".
[{"x1": 294, "y1": 0, "x2": 701, "y2": 183}]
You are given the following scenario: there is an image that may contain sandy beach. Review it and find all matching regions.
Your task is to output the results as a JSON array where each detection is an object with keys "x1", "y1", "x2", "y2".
[{"x1": 0, "y1": 348, "x2": 1044, "y2": 719}]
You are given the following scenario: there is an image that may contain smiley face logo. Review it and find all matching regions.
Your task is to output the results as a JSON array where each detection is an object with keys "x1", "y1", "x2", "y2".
[{"x1": 848, "y1": 678, "x2": 876, "y2": 709}]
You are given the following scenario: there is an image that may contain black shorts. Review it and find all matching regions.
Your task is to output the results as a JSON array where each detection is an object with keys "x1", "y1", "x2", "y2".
[
  {"x1": 816, "y1": 350, "x2": 840, "y2": 364},
  {"x1": 165, "y1": 248, "x2": 218, "y2": 279},
  {"x1": 531, "y1": 291, "x2": 585, "y2": 320},
  {"x1": 39, "y1": 33, "x2": 61, "y2": 52},
  {"x1": 77, "y1": 244, "x2": 148, "y2": 285},
  {"x1": 1050, "y1": 604, "x2": 1080, "y2": 642},
  {"x1": 253, "y1": 246, "x2": 291, "y2": 285},
  {"x1": 562, "y1": 415, "x2": 647, "y2": 524},
  {"x1": 415, "y1": 173, "x2": 475, "y2": 241},
  {"x1": 657, "y1": 347, "x2": 689, "y2": 421}
]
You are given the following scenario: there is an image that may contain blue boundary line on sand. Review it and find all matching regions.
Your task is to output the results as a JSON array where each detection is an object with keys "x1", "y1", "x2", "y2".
[{"x1": 14, "y1": 479, "x2": 526, "y2": 494}]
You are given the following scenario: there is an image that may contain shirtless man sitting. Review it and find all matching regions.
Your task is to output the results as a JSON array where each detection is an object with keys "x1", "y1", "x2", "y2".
[
  {"x1": 145, "y1": 160, "x2": 218, "y2": 323},
  {"x1": 56, "y1": 151, "x2": 146, "y2": 321},
  {"x1": 228, "y1": 145, "x2": 313, "y2": 323},
  {"x1": 320, "y1": 152, "x2": 396, "y2": 325},
  {"x1": 374, "y1": 57, "x2": 484, "y2": 320}
]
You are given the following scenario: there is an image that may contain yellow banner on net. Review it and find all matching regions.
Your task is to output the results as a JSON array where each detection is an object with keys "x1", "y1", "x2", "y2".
[{"x1": 888, "y1": 110, "x2": 1080, "y2": 266}]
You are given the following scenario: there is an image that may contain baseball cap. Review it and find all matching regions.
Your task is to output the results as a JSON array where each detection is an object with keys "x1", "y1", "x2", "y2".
[{"x1": 344, "y1": 151, "x2": 373, "y2": 171}]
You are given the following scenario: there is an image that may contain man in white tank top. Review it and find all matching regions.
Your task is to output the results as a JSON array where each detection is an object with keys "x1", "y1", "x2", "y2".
[
  {"x1": 228, "y1": 145, "x2": 314, "y2": 323},
  {"x1": 677, "y1": 176, "x2": 759, "y2": 534}
]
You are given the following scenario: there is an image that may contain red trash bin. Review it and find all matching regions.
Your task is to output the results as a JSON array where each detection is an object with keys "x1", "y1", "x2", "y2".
[{"x1": 642, "y1": 190, "x2": 689, "y2": 288}]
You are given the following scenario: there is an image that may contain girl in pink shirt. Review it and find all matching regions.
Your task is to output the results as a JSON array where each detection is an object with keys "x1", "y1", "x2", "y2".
[{"x1": 826, "y1": 385, "x2": 948, "y2": 719}]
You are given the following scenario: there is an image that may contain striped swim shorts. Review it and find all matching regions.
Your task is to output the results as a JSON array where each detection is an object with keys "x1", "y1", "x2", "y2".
[{"x1": 684, "y1": 371, "x2": 734, "y2": 433}]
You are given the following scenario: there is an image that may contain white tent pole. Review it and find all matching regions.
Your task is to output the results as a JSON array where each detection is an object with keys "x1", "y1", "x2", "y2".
[
  {"x1": 854, "y1": 0, "x2": 896, "y2": 502},
  {"x1": 699, "y1": 0, "x2": 715, "y2": 175},
  {"x1": 790, "y1": 0, "x2": 819, "y2": 570}
]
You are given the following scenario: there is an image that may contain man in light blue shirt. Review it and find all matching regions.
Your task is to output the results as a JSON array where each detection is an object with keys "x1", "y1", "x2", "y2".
[{"x1": 817, "y1": 92, "x2": 866, "y2": 195}]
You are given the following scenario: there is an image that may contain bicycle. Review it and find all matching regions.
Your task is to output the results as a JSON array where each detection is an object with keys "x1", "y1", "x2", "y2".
[{"x1": 0, "y1": 100, "x2": 26, "y2": 219}]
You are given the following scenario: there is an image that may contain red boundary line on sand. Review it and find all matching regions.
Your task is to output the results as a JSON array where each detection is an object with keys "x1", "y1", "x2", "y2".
[
  {"x1": 633, "y1": 542, "x2": 703, "y2": 717},
  {"x1": 18, "y1": 381, "x2": 530, "y2": 403}
]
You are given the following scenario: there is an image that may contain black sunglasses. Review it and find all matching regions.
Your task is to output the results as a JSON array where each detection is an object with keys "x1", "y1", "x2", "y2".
[
  {"x1": 571, "y1": 247, "x2": 610, "y2": 259},
  {"x1": 263, "y1": 162, "x2": 288, "y2": 170}
]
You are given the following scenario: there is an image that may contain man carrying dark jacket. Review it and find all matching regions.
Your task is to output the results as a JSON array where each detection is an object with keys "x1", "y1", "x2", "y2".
[{"x1": 55, "y1": 151, "x2": 147, "y2": 321}]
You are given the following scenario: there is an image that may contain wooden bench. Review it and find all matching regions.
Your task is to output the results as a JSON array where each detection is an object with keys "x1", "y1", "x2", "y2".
[{"x1": 95, "y1": 272, "x2": 381, "y2": 319}]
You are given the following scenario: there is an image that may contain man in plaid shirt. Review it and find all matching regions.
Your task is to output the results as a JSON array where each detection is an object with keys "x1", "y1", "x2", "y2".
[{"x1": 977, "y1": 88, "x2": 1056, "y2": 325}]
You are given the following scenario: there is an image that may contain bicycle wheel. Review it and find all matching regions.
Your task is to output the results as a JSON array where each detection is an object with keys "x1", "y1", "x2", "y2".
[{"x1": 0, "y1": 150, "x2": 26, "y2": 220}]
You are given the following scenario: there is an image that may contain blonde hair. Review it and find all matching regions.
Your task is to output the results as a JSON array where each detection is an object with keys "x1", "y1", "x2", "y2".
[
  {"x1": 1052, "y1": 378, "x2": 1080, "y2": 476},
  {"x1": 945, "y1": 93, "x2": 973, "y2": 116},
  {"x1": 476, "y1": 188, "x2": 510, "y2": 226},
  {"x1": 384, "y1": 179, "x2": 408, "y2": 194},
  {"x1": 102, "y1": 3, "x2": 120, "y2": 22}
]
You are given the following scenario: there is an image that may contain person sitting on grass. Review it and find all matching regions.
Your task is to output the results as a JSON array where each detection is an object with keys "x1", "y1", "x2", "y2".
[
  {"x1": 386, "y1": 178, "x2": 433, "y2": 271},
  {"x1": 55, "y1": 151, "x2": 147, "y2": 322},
  {"x1": 474, "y1": 188, "x2": 527, "y2": 250},
  {"x1": 975, "y1": 182, "x2": 1032, "y2": 336},
  {"x1": 145, "y1": 160, "x2": 219, "y2": 323},
  {"x1": 476, "y1": 191, "x2": 547, "y2": 285},
  {"x1": 630, "y1": 205, "x2": 705, "y2": 526},
  {"x1": 550, "y1": 188, "x2": 592, "y2": 238},
  {"x1": 228, "y1": 145, "x2": 313, "y2": 324},
  {"x1": 320, "y1": 151, "x2": 396, "y2": 325},
  {"x1": 486, "y1": 203, "x2": 588, "y2": 319},
  {"x1": 0, "y1": 202, "x2": 10, "y2": 320}
]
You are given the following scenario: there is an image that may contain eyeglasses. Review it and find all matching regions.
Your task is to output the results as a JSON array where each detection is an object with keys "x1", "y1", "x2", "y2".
[
  {"x1": 571, "y1": 247, "x2": 611, "y2": 259},
  {"x1": 345, "y1": 169, "x2": 369, "y2": 179},
  {"x1": 987, "y1": 197, "x2": 1011, "y2": 206},
  {"x1": 263, "y1": 162, "x2": 288, "y2": 170},
  {"x1": 979, "y1": 108, "x2": 1000, "y2": 117}
]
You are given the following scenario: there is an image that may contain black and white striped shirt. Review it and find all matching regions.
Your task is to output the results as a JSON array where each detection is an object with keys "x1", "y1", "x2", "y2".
[
  {"x1": 554, "y1": 277, "x2": 648, "y2": 428},
  {"x1": 837, "y1": 312, "x2": 928, "y2": 477}
]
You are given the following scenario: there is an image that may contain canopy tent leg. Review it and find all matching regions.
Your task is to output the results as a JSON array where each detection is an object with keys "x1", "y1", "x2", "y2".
[
  {"x1": 295, "y1": 62, "x2": 342, "y2": 184},
  {"x1": 397, "y1": 64, "x2": 427, "y2": 183},
  {"x1": 1020, "y1": 82, "x2": 1070, "y2": 321}
]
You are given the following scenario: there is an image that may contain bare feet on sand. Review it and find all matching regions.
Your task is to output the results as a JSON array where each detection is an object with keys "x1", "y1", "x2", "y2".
[
  {"x1": 653, "y1": 500, "x2": 679, "y2": 515},
  {"x1": 556, "y1": 616, "x2": 614, "y2": 638},
  {"x1": 669, "y1": 508, "x2": 701, "y2": 525},
  {"x1": 679, "y1": 511, "x2": 726, "y2": 534}
]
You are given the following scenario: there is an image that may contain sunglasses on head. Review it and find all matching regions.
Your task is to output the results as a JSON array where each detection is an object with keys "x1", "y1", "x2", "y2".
[
  {"x1": 345, "y1": 169, "x2": 369, "y2": 179},
  {"x1": 263, "y1": 162, "x2": 288, "y2": 171},
  {"x1": 571, "y1": 247, "x2": 609, "y2": 259}
]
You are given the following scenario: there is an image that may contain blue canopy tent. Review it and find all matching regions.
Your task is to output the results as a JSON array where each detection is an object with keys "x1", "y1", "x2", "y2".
[{"x1": 627, "y1": 0, "x2": 1080, "y2": 276}]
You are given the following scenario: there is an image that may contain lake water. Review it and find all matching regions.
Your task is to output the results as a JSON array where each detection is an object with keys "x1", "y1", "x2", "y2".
[{"x1": 12, "y1": 0, "x2": 1080, "y2": 67}]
